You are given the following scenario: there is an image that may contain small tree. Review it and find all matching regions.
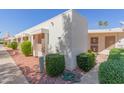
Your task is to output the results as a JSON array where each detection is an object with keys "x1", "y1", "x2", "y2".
[{"x1": 98, "y1": 21, "x2": 108, "y2": 28}]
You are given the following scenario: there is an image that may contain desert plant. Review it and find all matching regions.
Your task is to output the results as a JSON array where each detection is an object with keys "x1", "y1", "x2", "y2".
[
  {"x1": 77, "y1": 51, "x2": 96, "y2": 72},
  {"x1": 11, "y1": 41, "x2": 18, "y2": 50},
  {"x1": 46, "y1": 53, "x2": 65, "y2": 77},
  {"x1": 99, "y1": 60, "x2": 124, "y2": 84},
  {"x1": 21, "y1": 41, "x2": 32, "y2": 56}
]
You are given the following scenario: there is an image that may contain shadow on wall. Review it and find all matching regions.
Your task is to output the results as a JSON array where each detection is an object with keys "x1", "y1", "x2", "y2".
[{"x1": 58, "y1": 14, "x2": 73, "y2": 62}]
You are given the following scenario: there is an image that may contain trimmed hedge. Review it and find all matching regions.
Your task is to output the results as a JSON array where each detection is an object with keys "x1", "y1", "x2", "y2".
[
  {"x1": 21, "y1": 41, "x2": 32, "y2": 56},
  {"x1": 11, "y1": 41, "x2": 18, "y2": 50},
  {"x1": 77, "y1": 51, "x2": 96, "y2": 72},
  {"x1": 108, "y1": 48, "x2": 124, "y2": 61},
  {"x1": 46, "y1": 53, "x2": 65, "y2": 77},
  {"x1": 0, "y1": 41, "x2": 3, "y2": 44},
  {"x1": 98, "y1": 60, "x2": 124, "y2": 84},
  {"x1": 7, "y1": 43, "x2": 12, "y2": 48}
]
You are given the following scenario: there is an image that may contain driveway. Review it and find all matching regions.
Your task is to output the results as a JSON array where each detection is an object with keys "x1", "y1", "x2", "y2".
[{"x1": 0, "y1": 44, "x2": 28, "y2": 84}]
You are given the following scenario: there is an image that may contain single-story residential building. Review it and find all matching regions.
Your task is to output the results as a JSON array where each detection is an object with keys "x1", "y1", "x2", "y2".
[
  {"x1": 6, "y1": 9, "x2": 124, "y2": 70},
  {"x1": 88, "y1": 28, "x2": 124, "y2": 53},
  {"x1": 10, "y1": 9, "x2": 88, "y2": 70}
]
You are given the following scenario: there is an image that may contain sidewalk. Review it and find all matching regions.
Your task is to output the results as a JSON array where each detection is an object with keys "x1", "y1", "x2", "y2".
[
  {"x1": 0, "y1": 44, "x2": 28, "y2": 84},
  {"x1": 79, "y1": 64, "x2": 99, "y2": 84}
]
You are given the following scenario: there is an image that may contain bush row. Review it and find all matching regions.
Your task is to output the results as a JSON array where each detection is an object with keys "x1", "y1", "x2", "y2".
[
  {"x1": 5, "y1": 40, "x2": 32, "y2": 56},
  {"x1": 5, "y1": 40, "x2": 96, "y2": 77},
  {"x1": 98, "y1": 48, "x2": 124, "y2": 84},
  {"x1": 45, "y1": 50, "x2": 96, "y2": 77},
  {"x1": 6, "y1": 41, "x2": 18, "y2": 50}
]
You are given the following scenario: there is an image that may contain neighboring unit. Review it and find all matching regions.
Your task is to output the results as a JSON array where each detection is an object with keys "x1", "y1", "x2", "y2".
[{"x1": 89, "y1": 28, "x2": 124, "y2": 53}]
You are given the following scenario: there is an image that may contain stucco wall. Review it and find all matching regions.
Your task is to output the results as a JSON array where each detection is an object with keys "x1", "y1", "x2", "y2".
[
  {"x1": 35, "y1": 10, "x2": 88, "y2": 70},
  {"x1": 71, "y1": 10, "x2": 88, "y2": 70},
  {"x1": 115, "y1": 32, "x2": 124, "y2": 48},
  {"x1": 15, "y1": 10, "x2": 88, "y2": 71},
  {"x1": 88, "y1": 32, "x2": 124, "y2": 52}
]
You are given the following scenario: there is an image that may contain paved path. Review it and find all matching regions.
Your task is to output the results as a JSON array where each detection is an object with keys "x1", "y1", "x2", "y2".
[
  {"x1": 0, "y1": 44, "x2": 28, "y2": 84},
  {"x1": 79, "y1": 64, "x2": 99, "y2": 84},
  {"x1": 78, "y1": 53, "x2": 108, "y2": 84}
]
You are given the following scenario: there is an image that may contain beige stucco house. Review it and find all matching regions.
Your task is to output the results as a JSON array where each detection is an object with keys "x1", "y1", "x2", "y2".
[{"x1": 88, "y1": 28, "x2": 124, "y2": 53}]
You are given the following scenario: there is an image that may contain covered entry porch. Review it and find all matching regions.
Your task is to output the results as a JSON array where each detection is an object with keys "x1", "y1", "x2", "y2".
[{"x1": 31, "y1": 29, "x2": 49, "y2": 57}]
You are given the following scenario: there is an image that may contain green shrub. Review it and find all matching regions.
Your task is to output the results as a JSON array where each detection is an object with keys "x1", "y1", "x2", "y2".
[
  {"x1": 4, "y1": 41, "x2": 7, "y2": 46},
  {"x1": 108, "y1": 48, "x2": 124, "y2": 61},
  {"x1": 0, "y1": 41, "x2": 3, "y2": 44},
  {"x1": 21, "y1": 41, "x2": 32, "y2": 56},
  {"x1": 7, "y1": 43, "x2": 12, "y2": 48},
  {"x1": 11, "y1": 41, "x2": 18, "y2": 50},
  {"x1": 77, "y1": 51, "x2": 96, "y2": 72},
  {"x1": 87, "y1": 49, "x2": 92, "y2": 53},
  {"x1": 46, "y1": 53, "x2": 65, "y2": 77},
  {"x1": 99, "y1": 60, "x2": 124, "y2": 84}
]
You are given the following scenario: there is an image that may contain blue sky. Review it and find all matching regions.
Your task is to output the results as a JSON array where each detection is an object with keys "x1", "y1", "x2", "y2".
[{"x1": 1, "y1": 9, "x2": 124, "y2": 38}]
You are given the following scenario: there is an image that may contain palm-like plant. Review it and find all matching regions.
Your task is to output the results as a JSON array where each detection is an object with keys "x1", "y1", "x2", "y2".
[{"x1": 98, "y1": 21, "x2": 108, "y2": 28}]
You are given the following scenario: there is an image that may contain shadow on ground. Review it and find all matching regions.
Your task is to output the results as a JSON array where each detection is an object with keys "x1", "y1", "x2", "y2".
[{"x1": 0, "y1": 63, "x2": 27, "y2": 84}]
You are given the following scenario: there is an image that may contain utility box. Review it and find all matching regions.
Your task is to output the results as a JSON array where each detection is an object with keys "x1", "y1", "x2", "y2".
[{"x1": 39, "y1": 56, "x2": 45, "y2": 73}]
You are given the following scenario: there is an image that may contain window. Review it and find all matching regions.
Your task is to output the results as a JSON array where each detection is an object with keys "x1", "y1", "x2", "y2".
[
  {"x1": 91, "y1": 37, "x2": 98, "y2": 44},
  {"x1": 90, "y1": 37, "x2": 99, "y2": 52}
]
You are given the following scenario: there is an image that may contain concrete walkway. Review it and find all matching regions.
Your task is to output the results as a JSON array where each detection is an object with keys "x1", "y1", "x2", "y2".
[
  {"x1": 0, "y1": 44, "x2": 28, "y2": 84},
  {"x1": 79, "y1": 64, "x2": 99, "y2": 84},
  {"x1": 78, "y1": 53, "x2": 108, "y2": 84}
]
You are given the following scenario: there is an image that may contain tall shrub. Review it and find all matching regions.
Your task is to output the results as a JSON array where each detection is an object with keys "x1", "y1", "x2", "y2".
[
  {"x1": 77, "y1": 51, "x2": 96, "y2": 72},
  {"x1": 46, "y1": 53, "x2": 65, "y2": 77},
  {"x1": 21, "y1": 41, "x2": 32, "y2": 56},
  {"x1": 11, "y1": 41, "x2": 18, "y2": 50}
]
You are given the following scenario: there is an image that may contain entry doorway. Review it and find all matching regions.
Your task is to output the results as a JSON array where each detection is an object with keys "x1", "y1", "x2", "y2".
[
  {"x1": 105, "y1": 36, "x2": 115, "y2": 49},
  {"x1": 33, "y1": 33, "x2": 49, "y2": 57}
]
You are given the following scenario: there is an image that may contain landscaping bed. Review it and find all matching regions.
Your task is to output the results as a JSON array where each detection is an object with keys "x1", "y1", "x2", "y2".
[
  {"x1": 6, "y1": 46, "x2": 109, "y2": 84},
  {"x1": 6, "y1": 47, "x2": 41, "y2": 84},
  {"x1": 6, "y1": 47, "x2": 83, "y2": 84},
  {"x1": 39, "y1": 69, "x2": 83, "y2": 84},
  {"x1": 98, "y1": 48, "x2": 124, "y2": 84}
]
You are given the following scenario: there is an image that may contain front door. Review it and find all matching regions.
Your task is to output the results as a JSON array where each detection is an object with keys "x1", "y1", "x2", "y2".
[
  {"x1": 33, "y1": 33, "x2": 45, "y2": 57},
  {"x1": 105, "y1": 36, "x2": 115, "y2": 49}
]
